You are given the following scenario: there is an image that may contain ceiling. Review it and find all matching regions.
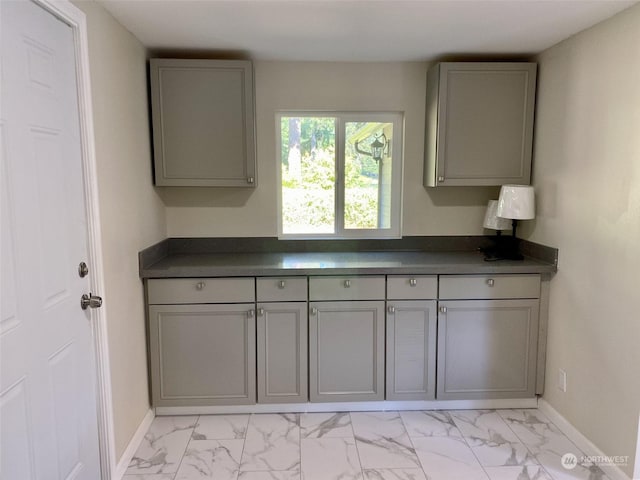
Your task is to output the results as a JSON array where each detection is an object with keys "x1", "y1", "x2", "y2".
[{"x1": 97, "y1": 0, "x2": 637, "y2": 62}]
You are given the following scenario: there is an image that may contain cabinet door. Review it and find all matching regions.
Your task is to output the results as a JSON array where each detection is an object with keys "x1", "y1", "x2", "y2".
[
  {"x1": 424, "y1": 62, "x2": 536, "y2": 187},
  {"x1": 309, "y1": 301, "x2": 384, "y2": 402},
  {"x1": 150, "y1": 59, "x2": 256, "y2": 187},
  {"x1": 148, "y1": 303, "x2": 256, "y2": 406},
  {"x1": 437, "y1": 299, "x2": 539, "y2": 399},
  {"x1": 257, "y1": 302, "x2": 308, "y2": 404},
  {"x1": 386, "y1": 301, "x2": 437, "y2": 400}
]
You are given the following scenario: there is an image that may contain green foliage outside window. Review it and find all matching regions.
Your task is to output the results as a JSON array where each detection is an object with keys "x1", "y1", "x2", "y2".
[{"x1": 281, "y1": 116, "x2": 385, "y2": 234}]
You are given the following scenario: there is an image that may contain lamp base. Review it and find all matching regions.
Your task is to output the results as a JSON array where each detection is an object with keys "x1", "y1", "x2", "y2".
[{"x1": 482, "y1": 235, "x2": 524, "y2": 262}]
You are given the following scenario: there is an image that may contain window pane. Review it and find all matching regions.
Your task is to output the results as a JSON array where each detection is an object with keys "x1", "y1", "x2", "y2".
[
  {"x1": 281, "y1": 117, "x2": 336, "y2": 234},
  {"x1": 344, "y1": 122, "x2": 393, "y2": 229}
]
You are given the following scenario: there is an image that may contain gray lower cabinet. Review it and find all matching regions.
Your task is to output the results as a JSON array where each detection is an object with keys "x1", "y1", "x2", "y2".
[
  {"x1": 256, "y1": 302, "x2": 308, "y2": 403},
  {"x1": 144, "y1": 273, "x2": 544, "y2": 408},
  {"x1": 386, "y1": 300, "x2": 437, "y2": 400},
  {"x1": 148, "y1": 303, "x2": 256, "y2": 406},
  {"x1": 437, "y1": 299, "x2": 539, "y2": 399},
  {"x1": 309, "y1": 300, "x2": 385, "y2": 402}
]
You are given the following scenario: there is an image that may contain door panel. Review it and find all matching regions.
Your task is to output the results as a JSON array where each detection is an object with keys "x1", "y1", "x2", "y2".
[
  {"x1": 1, "y1": 130, "x2": 20, "y2": 336},
  {"x1": 0, "y1": 2, "x2": 101, "y2": 478},
  {"x1": 48, "y1": 342, "x2": 82, "y2": 479},
  {"x1": 0, "y1": 379, "x2": 35, "y2": 480}
]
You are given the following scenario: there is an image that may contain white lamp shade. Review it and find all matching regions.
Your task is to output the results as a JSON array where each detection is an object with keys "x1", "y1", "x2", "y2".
[
  {"x1": 483, "y1": 200, "x2": 511, "y2": 230},
  {"x1": 496, "y1": 185, "x2": 535, "y2": 220}
]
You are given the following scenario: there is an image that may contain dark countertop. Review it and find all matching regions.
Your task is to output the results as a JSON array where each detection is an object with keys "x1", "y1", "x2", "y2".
[{"x1": 140, "y1": 238, "x2": 558, "y2": 278}]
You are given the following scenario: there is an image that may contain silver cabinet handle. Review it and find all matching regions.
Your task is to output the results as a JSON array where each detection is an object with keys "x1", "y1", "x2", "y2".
[
  {"x1": 409, "y1": 278, "x2": 417, "y2": 287},
  {"x1": 195, "y1": 281, "x2": 206, "y2": 290},
  {"x1": 278, "y1": 280, "x2": 286, "y2": 289},
  {"x1": 486, "y1": 278, "x2": 495, "y2": 287},
  {"x1": 439, "y1": 306, "x2": 447, "y2": 314},
  {"x1": 388, "y1": 305, "x2": 395, "y2": 314},
  {"x1": 344, "y1": 279, "x2": 351, "y2": 288},
  {"x1": 248, "y1": 309, "x2": 255, "y2": 318},
  {"x1": 247, "y1": 176, "x2": 255, "y2": 184},
  {"x1": 438, "y1": 176, "x2": 445, "y2": 182},
  {"x1": 81, "y1": 293, "x2": 102, "y2": 310},
  {"x1": 257, "y1": 308, "x2": 265, "y2": 316},
  {"x1": 310, "y1": 307, "x2": 318, "y2": 315}
]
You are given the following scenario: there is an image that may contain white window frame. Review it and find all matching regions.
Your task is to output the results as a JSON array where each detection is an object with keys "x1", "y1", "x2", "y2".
[{"x1": 277, "y1": 111, "x2": 403, "y2": 239}]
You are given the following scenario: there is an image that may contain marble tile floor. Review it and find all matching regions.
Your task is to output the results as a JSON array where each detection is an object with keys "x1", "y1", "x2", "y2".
[{"x1": 123, "y1": 409, "x2": 610, "y2": 480}]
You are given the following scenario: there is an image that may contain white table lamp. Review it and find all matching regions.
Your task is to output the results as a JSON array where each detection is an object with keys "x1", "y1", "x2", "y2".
[
  {"x1": 497, "y1": 184, "x2": 535, "y2": 218},
  {"x1": 483, "y1": 199, "x2": 511, "y2": 232},
  {"x1": 491, "y1": 185, "x2": 536, "y2": 260}
]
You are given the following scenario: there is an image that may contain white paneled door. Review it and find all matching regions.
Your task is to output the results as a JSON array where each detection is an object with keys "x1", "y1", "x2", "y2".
[{"x1": 1, "y1": 1, "x2": 102, "y2": 479}]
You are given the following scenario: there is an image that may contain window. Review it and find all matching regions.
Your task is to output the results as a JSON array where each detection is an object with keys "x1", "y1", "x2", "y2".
[{"x1": 277, "y1": 112, "x2": 403, "y2": 238}]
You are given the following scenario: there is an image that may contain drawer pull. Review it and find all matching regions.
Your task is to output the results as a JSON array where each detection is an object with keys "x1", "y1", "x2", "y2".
[
  {"x1": 278, "y1": 280, "x2": 286, "y2": 289},
  {"x1": 195, "y1": 281, "x2": 206, "y2": 291},
  {"x1": 310, "y1": 307, "x2": 318, "y2": 315},
  {"x1": 439, "y1": 306, "x2": 447, "y2": 314},
  {"x1": 344, "y1": 280, "x2": 351, "y2": 288},
  {"x1": 409, "y1": 278, "x2": 417, "y2": 287},
  {"x1": 388, "y1": 306, "x2": 396, "y2": 314},
  {"x1": 257, "y1": 308, "x2": 265, "y2": 317},
  {"x1": 248, "y1": 309, "x2": 255, "y2": 318},
  {"x1": 486, "y1": 278, "x2": 495, "y2": 287}
]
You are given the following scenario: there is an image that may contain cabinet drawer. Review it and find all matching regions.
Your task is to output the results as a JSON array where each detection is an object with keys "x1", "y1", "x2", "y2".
[
  {"x1": 257, "y1": 277, "x2": 307, "y2": 302},
  {"x1": 439, "y1": 274, "x2": 540, "y2": 300},
  {"x1": 147, "y1": 277, "x2": 255, "y2": 304},
  {"x1": 309, "y1": 276, "x2": 385, "y2": 301},
  {"x1": 387, "y1": 275, "x2": 437, "y2": 299}
]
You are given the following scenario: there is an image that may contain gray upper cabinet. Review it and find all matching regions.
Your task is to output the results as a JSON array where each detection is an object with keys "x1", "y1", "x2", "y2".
[
  {"x1": 424, "y1": 62, "x2": 537, "y2": 187},
  {"x1": 149, "y1": 59, "x2": 256, "y2": 187}
]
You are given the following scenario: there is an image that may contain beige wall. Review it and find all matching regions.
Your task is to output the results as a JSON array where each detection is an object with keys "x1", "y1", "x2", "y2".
[
  {"x1": 162, "y1": 61, "x2": 498, "y2": 237},
  {"x1": 522, "y1": 4, "x2": 640, "y2": 476},
  {"x1": 73, "y1": 0, "x2": 167, "y2": 461}
]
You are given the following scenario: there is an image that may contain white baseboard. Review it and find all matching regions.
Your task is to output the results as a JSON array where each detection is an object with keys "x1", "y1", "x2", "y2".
[
  {"x1": 155, "y1": 397, "x2": 539, "y2": 416},
  {"x1": 113, "y1": 408, "x2": 155, "y2": 480},
  {"x1": 538, "y1": 399, "x2": 633, "y2": 480}
]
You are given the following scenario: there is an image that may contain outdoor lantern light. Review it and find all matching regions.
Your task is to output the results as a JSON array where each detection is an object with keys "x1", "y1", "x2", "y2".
[{"x1": 355, "y1": 133, "x2": 388, "y2": 162}]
